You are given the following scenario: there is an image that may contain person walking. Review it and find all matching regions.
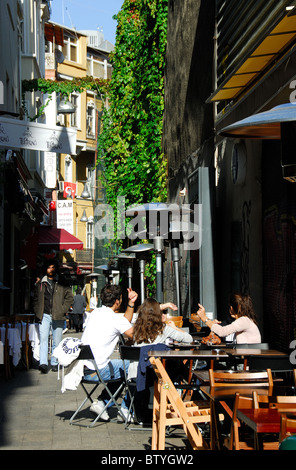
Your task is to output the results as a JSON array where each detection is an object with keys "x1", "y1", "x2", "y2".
[
  {"x1": 72, "y1": 287, "x2": 87, "y2": 332},
  {"x1": 33, "y1": 259, "x2": 73, "y2": 373}
]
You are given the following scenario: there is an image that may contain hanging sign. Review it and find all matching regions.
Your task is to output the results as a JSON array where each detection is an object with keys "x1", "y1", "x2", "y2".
[
  {"x1": 0, "y1": 116, "x2": 77, "y2": 154},
  {"x1": 56, "y1": 200, "x2": 74, "y2": 234}
]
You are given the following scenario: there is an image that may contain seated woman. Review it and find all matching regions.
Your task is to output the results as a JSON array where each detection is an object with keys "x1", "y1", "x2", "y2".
[
  {"x1": 196, "y1": 292, "x2": 261, "y2": 344},
  {"x1": 128, "y1": 297, "x2": 193, "y2": 378},
  {"x1": 128, "y1": 298, "x2": 193, "y2": 422}
]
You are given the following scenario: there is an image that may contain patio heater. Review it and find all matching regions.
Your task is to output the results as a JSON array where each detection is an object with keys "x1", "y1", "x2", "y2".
[
  {"x1": 85, "y1": 272, "x2": 99, "y2": 301},
  {"x1": 122, "y1": 243, "x2": 154, "y2": 303},
  {"x1": 117, "y1": 252, "x2": 136, "y2": 289},
  {"x1": 95, "y1": 264, "x2": 120, "y2": 285},
  {"x1": 165, "y1": 219, "x2": 200, "y2": 315},
  {"x1": 125, "y1": 203, "x2": 192, "y2": 305}
]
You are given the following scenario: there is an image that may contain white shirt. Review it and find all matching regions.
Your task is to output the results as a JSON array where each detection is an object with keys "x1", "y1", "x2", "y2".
[{"x1": 81, "y1": 305, "x2": 132, "y2": 369}]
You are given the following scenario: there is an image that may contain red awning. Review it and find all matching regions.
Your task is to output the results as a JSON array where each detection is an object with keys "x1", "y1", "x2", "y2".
[{"x1": 38, "y1": 226, "x2": 83, "y2": 250}]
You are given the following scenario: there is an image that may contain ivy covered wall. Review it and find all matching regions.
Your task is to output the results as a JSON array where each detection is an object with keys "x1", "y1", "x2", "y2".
[{"x1": 97, "y1": 0, "x2": 169, "y2": 237}]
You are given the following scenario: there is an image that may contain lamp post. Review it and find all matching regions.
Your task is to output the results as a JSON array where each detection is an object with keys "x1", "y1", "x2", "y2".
[{"x1": 57, "y1": 96, "x2": 75, "y2": 114}]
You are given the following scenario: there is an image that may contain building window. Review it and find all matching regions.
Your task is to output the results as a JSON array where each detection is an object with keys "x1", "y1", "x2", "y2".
[
  {"x1": 70, "y1": 92, "x2": 80, "y2": 128},
  {"x1": 64, "y1": 155, "x2": 72, "y2": 182},
  {"x1": 87, "y1": 101, "x2": 95, "y2": 138},
  {"x1": 86, "y1": 221, "x2": 94, "y2": 249},
  {"x1": 62, "y1": 34, "x2": 78, "y2": 62},
  {"x1": 87, "y1": 53, "x2": 111, "y2": 79}
]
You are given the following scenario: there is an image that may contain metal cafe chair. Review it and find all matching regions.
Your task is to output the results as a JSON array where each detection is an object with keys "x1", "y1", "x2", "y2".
[{"x1": 69, "y1": 345, "x2": 126, "y2": 427}]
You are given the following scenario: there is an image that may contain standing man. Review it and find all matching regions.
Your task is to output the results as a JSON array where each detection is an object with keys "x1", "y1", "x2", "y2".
[
  {"x1": 72, "y1": 286, "x2": 87, "y2": 332},
  {"x1": 81, "y1": 283, "x2": 137, "y2": 421},
  {"x1": 34, "y1": 260, "x2": 73, "y2": 373}
]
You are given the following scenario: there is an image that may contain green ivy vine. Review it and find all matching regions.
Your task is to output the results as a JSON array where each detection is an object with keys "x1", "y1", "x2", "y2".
[
  {"x1": 22, "y1": 76, "x2": 108, "y2": 121},
  {"x1": 97, "y1": 0, "x2": 168, "y2": 294}
]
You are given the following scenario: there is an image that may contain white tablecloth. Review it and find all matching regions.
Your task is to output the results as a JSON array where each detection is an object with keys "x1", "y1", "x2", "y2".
[
  {"x1": 0, "y1": 326, "x2": 22, "y2": 366},
  {"x1": 15, "y1": 322, "x2": 40, "y2": 361}
]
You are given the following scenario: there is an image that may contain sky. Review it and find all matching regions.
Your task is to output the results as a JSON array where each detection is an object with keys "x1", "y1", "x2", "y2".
[{"x1": 49, "y1": 0, "x2": 124, "y2": 45}]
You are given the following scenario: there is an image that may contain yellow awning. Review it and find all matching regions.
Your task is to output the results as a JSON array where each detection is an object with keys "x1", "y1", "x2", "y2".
[{"x1": 209, "y1": 12, "x2": 296, "y2": 102}]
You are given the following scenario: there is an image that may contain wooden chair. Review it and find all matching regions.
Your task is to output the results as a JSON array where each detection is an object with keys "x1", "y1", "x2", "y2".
[
  {"x1": 228, "y1": 392, "x2": 259, "y2": 450},
  {"x1": 209, "y1": 368, "x2": 273, "y2": 388},
  {"x1": 166, "y1": 316, "x2": 183, "y2": 328},
  {"x1": 149, "y1": 356, "x2": 219, "y2": 450},
  {"x1": 253, "y1": 392, "x2": 296, "y2": 409},
  {"x1": 209, "y1": 369, "x2": 273, "y2": 450},
  {"x1": 279, "y1": 413, "x2": 296, "y2": 442},
  {"x1": 251, "y1": 392, "x2": 296, "y2": 449},
  {"x1": 227, "y1": 391, "x2": 295, "y2": 450}
]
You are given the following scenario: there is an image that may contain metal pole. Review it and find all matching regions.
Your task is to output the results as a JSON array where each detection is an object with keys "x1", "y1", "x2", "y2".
[
  {"x1": 171, "y1": 241, "x2": 181, "y2": 315},
  {"x1": 154, "y1": 236, "x2": 163, "y2": 303},
  {"x1": 138, "y1": 258, "x2": 145, "y2": 303},
  {"x1": 127, "y1": 265, "x2": 133, "y2": 289}
]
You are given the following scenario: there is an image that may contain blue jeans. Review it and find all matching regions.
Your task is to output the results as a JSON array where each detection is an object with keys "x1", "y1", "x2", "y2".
[
  {"x1": 39, "y1": 313, "x2": 64, "y2": 366},
  {"x1": 83, "y1": 359, "x2": 130, "y2": 409}
]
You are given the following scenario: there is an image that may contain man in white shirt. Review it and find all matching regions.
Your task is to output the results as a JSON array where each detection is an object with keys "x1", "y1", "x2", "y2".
[{"x1": 81, "y1": 284, "x2": 137, "y2": 422}]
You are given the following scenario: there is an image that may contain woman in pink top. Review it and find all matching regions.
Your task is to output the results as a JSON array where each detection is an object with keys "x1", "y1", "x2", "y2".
[{"x1": 197, "y1": 293, "x2": 261, "y2": 344}]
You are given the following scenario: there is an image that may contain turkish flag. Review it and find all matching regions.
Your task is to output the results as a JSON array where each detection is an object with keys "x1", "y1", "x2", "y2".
[{"x1": 63, "y1": 182, "x2": 76, "y2": 198}]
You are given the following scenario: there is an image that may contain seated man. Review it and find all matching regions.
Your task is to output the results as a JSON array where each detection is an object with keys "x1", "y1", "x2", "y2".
[{"x1": 81, "y1": 284, "x2": 137, "y2": 422}]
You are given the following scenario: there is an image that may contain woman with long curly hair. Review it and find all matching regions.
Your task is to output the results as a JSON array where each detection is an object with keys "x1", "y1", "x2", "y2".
[
  {"x1": 128, "y1": 298, "x2": 193, "y2": 379},
  {"x1": 133, "y1": 298, "x2": 192, "y2": 344},
  {"x1": 196, "y1": 292, "x2": 261, "y2": 344}
]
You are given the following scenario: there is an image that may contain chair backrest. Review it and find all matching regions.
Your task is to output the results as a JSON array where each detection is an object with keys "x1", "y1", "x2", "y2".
[
  {"x1": 209, "y1": 368, "x2": 273, "y2": 387},
  {"x1": 252, "y1": 392, "x2": 296, "y2": 409},
  {"x1": 280, "y1": 413, "x2": 296, "y2": 442},
  {"x1": 120, "y1": 345, "x2": 141, "y2": 362},
  {"x1": 77, "y1": 344, "x2": 94, "y2": 360},
  {"x1": 232, "y1": 392, "x2": 255, "y2": 420},
  {"x1": 166, "y1": 316, "x2": 183, "y2": 328}
]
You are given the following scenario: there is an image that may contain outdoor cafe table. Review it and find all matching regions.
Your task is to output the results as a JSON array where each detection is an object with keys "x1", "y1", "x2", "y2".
[
  {"x1": 148, "y1": 348, "x2": 230, "y2": 368},
  {"x1": 236, "y1": 408, "x2": 296, "y2": 449},
  {"x1": 148, "y1": 347, "x2": 291, "y2": 449},
  {"x1": 200, "y1": 384, "x2": 295, "y2": 450}
]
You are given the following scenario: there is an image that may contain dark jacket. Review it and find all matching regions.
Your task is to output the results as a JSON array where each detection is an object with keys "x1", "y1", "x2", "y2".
[
  {"x1": 33, "y1": 276, "x2": 73, "y2": 322},
  {"x1": 71, "y1": 294, "x2": 87, "y2": 314}
]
